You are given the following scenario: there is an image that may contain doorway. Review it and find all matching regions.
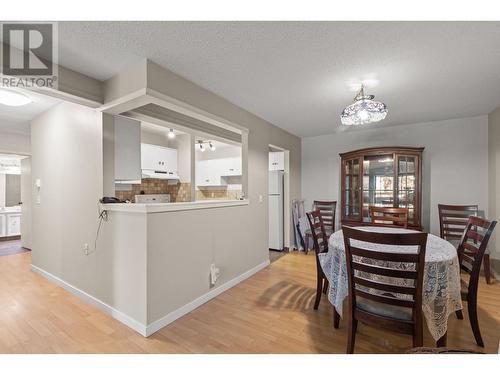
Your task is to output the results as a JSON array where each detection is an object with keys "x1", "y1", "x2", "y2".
[
  {"x1": 268, "y1": 144, "x2": 291, "y2": 262},
  {"x1": 0, "y1": 154, "x2": 31, "y2": 255}
]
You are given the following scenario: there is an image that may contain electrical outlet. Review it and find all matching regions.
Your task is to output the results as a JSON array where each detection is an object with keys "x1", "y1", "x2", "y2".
[
  {"x1": 259, "y1": 194, "x2": 263, "y2": 203},
  {"x1": 83, "y1": 243, "x2": 89, "y2": 255},
  {"x1": 210, "y1": 263, "x2": 220, "y2": 286}
]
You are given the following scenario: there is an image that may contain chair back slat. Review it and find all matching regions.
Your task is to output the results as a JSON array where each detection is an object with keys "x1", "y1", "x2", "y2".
[
  {"x1": 313, "y1": 200, "x2": 337, "y2": 233},
  {"x1": 466, "y1": 230, "x2": 484, "y2": 243},
  {"x1": 370, "y1": 207, "x2": 408, "y2": 228},
  {"x1": 352, "y1": 262, "x2": 418, "y2": 279},
  {"x1": 462, "y1": 242, "x2": 480, "y2": 255},
  {"x1": 342, "y1": 226, "x2": 427, "y2": 325},
  {"x1": 354, "y1": 289, "x2": 415, "y2": 308},
  {"x1": 442, "y1": 219, "x2": 469, "y2": 226},
  {"x1": 350, "y1": 246, "x2": 419, "y2": 263},
  {"x1": 438, "y1": 204, "x2": 478, "y2": 241},
  {"x1": 353, "y1": 276, "x2": 416, "y2": 295}
]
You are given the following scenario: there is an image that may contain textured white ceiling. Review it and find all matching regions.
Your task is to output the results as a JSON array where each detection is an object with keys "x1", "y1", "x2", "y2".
[{"x1": 56, "y1": 21, "x2": 500, "y2": 137}]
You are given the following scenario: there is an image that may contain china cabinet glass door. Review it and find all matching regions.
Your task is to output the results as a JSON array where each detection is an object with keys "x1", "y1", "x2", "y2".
[
  {"x1": 362, "y1": 154, "x2": 395, "y2": 222},
  {"x1": 344, "y1": 157, "x2": 362, "y2": 220},
  {"x1": 396, "y1": 154, "x2": 418, "y2": 226}
]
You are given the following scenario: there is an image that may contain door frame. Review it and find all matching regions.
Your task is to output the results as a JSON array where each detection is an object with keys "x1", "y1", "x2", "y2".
[
  {"x1": 0, "y1": 151, "x2": 31, "y2": 247},
  {"x1": 20, "y1": 156, "x2": 32, "y2": 249},
  {"x1": 268, "y1": 144, "x2": 291, "y2": 250}
]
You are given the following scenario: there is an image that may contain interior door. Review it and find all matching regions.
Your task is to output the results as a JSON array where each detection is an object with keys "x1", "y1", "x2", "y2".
[{"x1": 20, "y1": 157, "x2": 32, "y2": 249}]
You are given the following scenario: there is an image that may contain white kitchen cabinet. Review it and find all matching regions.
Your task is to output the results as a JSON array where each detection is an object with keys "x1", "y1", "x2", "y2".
[
  {"x1": 141, "y1": 143, "x2": 178, "y2": 173},
  {"x1": 269, "y1": 151, "x2": 285, "y2": 171},
  {"x1": 219, "y1": 157, "x2": 242, "y2": 176},
  {"x1": 6, "y1": 213, "x2": 21, "y2": 236},
  {"x1": 196, "y1": 157, "x2": 242, "y2": 187},
  {"x1": 0, "y1": 214, "x2": 5, "y2": 237},
  {"x1": 196, "y1": 159, "x2": 221, "y2": 186},
  {"x1": 114, "y1": 116, "x2": 142, "y2": 182},
  {"x1": 164, "y1": 148, "x2": 178, "y2": 173}
]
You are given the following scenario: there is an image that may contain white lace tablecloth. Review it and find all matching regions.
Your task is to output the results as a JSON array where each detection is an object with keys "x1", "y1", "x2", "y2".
[{"x1": 318, "y1": 226, "x2": 463, "y2": 341}]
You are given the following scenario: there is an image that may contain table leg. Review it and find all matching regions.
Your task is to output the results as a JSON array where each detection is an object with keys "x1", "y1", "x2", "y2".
[{"x1": 436, "y1": 332, "x2": 447, "y2": 347}]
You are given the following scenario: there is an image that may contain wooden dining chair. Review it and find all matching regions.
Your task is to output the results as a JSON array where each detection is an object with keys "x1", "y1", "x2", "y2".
[
  {"x1": 304, "y1": 200, "x2": 337, "y2": 253},
  {"x1": 438, "y1": 204, "x2": 492, "y2": 284},
  {"x1": 370, "y1": 206, "x2": 409, "y2": 228},
  {"x1": 342, "y1": 226, "x2": 428, "y2": 353},
  {"x1": 313, "y1": 200, "x2": 337, "y2": 236},
  {"x1": 306, "y1": 210, "x2": 329, "y2": 309},
  {"x1": 306, "y1": 210, "x2": 340, "y2": 328},
  {"x1": 454, "y1": 216, "x2": 496, "y2": 347}
]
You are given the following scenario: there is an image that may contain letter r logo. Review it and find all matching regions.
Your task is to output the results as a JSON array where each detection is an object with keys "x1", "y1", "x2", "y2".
[{"x1": 2, "y1": 23, "x2": 53, "y2": 76}]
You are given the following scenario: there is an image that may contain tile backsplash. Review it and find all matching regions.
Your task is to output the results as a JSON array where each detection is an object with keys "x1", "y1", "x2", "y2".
[
  {"x1": 115, "y1": 179, "x2": 243, "y2": 202},
  {"x1": 115, "y1": 179, "x2": 191, "y2": 202},
  {"x1": 196, "y1": 189, "x2": 242, "y2": 201}
]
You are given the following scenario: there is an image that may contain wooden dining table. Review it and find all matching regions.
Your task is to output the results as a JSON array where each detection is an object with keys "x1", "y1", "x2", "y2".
[{"x1": 318, "y1": 226, "x2": 463, "y2": 345}]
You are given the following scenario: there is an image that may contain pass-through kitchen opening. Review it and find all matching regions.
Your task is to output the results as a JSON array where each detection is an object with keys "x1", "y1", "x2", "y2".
[{"x1": 110, "y1": 115, "x2": 244, "y2": 205}]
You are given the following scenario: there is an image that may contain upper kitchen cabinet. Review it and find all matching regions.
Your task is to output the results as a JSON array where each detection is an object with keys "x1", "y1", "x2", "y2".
[
  {"x1": 219, "y1": 157, "x2": 242, "y2": 177},
  {"x1": 196, "y1": 159, "x2": 220, "y2": 186},
  {"x1": 141, "y1": 143, "x2": 179, "y2": 179},
  {"x1": 269, "y1": 151, "x2": 284, "y2": 171},
  {"x1": 114, "y1": 116, "x2": 141, "y2": 183},
  {"x1": 195, "y1": 157, "x2": 242, "y2": 187}
]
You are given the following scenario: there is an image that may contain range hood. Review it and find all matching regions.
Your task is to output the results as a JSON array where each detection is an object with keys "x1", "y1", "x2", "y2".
[{"x1": 142, "y1": 169, "x2": 180, "y2": 180}]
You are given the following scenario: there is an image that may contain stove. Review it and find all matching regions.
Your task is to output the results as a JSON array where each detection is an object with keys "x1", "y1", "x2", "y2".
[{"x1": 134, "y1": 194, "x2": 171, "y2": 204}]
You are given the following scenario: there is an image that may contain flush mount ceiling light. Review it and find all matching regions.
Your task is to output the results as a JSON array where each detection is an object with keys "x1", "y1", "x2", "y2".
[
  {"x1": 0, "y1": 89, "x2": 32, "y2": 107},
  {"x1": 167, "y1": 128, "x2": 176, "y2": 139},
  {"x1": 340, "y1": 85, "x2": 387, "y2": 126}
]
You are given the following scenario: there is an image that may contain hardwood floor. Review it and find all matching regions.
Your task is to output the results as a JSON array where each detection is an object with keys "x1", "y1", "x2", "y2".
[
  {"x1": 0, "y1": 251, "x2": 499, "y2": 353},
  {"x1": 0, "y1": 239, "x2": 28, "y2": 257}
]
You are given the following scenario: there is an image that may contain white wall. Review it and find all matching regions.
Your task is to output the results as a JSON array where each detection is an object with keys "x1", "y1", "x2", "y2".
[
  {"x1": 489, "y1": 107, "x2": 500, "y2": 264},
  {"x1": 31, "y1": 102, "x2": 149, "y2": 325},
  {"x1": 302, "y1": 116, "x2": 489, "y2": 235},
  {"x1": 0, "y1": 132, "x2": 30, "y2": 155},
  {"x1": 31, "y1": 104, "x2": 99, "y2": 290}
]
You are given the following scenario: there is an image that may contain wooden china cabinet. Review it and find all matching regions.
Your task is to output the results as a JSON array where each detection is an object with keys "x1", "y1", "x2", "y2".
[{"x1": 340, "y1": 146, "x2": 424, "y2": 230}]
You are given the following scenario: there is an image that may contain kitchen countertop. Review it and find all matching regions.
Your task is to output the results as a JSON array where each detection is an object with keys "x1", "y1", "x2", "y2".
[
  {"x1": 101, "y1": 199, "x2": 249, "y2": 213},
  {"x1": 0, "y1": 206, "x2": 21, "y2": 213}
]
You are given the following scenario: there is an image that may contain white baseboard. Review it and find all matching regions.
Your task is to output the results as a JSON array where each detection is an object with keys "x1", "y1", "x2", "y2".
[
  {"x1": 145, "y1": 259, "x2": 270, "y2": 336},
  {"x1": 31, "y1": 264, "x2": 148, "y2": 336},
  {"x1": 491, "y1": 267, "x2": 500, "y2": 281},
  {"x1": 31, "y1": 259, "x2": 270, "y2": 338}
]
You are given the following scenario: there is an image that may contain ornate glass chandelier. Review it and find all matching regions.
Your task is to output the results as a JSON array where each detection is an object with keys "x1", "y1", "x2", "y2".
[{"x1": 340, "y1": 85, "x2": 388, "y2": 125}]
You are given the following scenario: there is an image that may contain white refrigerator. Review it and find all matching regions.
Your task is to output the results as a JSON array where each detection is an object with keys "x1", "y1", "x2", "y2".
[{"x1": 269, "y1": 170, "x2": 284, "y2": 251}]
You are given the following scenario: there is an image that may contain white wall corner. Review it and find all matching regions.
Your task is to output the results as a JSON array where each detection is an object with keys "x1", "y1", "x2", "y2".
[
  {"x1": 31, "y1": 264, "x2": 148, "y2": 336},
  {"x1": 145, "y1": 259, "x2": 270, "y2": 337}
]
